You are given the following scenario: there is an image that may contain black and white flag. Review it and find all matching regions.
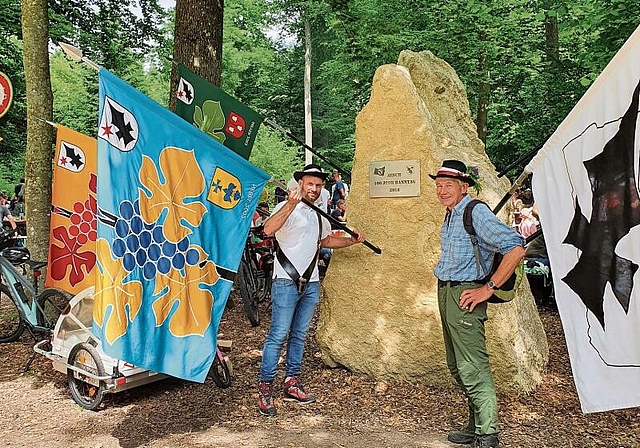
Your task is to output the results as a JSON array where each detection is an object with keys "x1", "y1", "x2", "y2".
[{"x1": 526, "y1": 25, "x2": 640, "y2": 413}]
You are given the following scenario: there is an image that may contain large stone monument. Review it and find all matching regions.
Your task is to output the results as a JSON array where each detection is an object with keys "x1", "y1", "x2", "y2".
[{"x1": 316, "y1": 50, "x2": 548, "y2": 393}]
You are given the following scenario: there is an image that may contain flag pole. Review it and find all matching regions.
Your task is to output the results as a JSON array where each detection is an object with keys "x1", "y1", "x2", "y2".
[
  {"x1": 491, "y1": 170, "x2": 531, "y2": 215},
  {"x1": 59, "y1": 42, "x2": 100, "y2": 71},
  {"x1": 35, "y1": 117, "x2": 58, "y2": 128},
  {"x1": 263, "y1": 118, "x2": 351, "y2": 182},
  {"x1": 270, "y1": 178, "x2": 382, "y2": 255}
]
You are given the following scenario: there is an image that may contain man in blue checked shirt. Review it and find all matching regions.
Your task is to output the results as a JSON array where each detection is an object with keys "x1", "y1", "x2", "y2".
[{"x1": 430, "y1": 160, "x2": 525, "y2": 448}]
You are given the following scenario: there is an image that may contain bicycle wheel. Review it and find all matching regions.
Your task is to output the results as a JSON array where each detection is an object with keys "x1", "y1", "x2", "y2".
[
  {"x1": 0, "y1": 283, "x2": 24, "y2": 343},
  {"x1": 237, "y1": 259, "x2": 260, "y2": 327},
  {"x1": 36, "y1": 289, "x2": 70, "y2": 329},
  {"x1": 67, "y1": 342, "x2": 106, "y2": 411},
  {"x1": 207, "y1": 351, "x2": 231, "y2": 388},
  {"x1": 256, "y1": 254, "x2": 273, "y2": 303}
]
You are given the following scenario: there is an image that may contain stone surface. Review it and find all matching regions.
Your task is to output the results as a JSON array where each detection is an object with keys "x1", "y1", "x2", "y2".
[{"x1": 316, "y1": 50, "x2": 548, "y2": 393}]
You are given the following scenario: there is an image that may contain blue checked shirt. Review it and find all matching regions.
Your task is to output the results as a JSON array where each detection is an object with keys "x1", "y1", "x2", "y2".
[{"x1": 434, "y1": 194, "x2": 525, "y2": 282}]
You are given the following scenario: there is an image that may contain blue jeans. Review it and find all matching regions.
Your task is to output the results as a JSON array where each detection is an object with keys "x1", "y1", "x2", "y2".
[{"x1": 259, "y1": 278, "x2": 320, "y2": 382}]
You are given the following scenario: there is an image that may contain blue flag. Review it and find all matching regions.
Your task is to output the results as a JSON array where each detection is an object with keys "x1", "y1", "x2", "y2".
[{"x1": 94, "y1": 68, "x2": 270, "y2": 382}]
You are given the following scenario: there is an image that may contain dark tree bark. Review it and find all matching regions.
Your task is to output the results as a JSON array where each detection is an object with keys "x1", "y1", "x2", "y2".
[
  {"x1": 21, "y1": 0, "x2": 53, "y2": 261},
  {"x1": 545, "y1": 14, "x2": 560, "y2": 69},
  {"x1": 169, "y1": 0, "x2": 223, "y2": 110}
]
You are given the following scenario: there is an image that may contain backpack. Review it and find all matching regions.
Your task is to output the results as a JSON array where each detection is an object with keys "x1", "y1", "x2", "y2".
[{"x1": 463, "y1": 199, "x2": 524, "y2": 303}]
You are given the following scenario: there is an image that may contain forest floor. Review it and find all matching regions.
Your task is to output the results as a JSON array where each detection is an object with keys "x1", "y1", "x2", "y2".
[{"x1": 0, "y1": 292, "x2": 637, "y2": 448}]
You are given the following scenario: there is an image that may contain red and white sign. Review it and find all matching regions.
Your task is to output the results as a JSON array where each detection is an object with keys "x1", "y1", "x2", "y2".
[{"x1": 0, "y1": 72, "x2": 13, "y2": 118}]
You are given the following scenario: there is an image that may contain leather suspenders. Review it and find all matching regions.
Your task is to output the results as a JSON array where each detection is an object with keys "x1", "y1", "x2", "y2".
[{"x1": 276, "y1": 211, "x2": 322, "y2": 295}]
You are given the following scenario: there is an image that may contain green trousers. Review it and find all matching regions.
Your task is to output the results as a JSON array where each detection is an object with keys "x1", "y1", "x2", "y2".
[{"x1": 438, "y1": 282, "x2": 498, "y2": 435}]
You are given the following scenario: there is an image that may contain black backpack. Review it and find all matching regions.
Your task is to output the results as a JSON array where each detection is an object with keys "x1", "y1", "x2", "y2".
[{"x1": 463, "y1": 199, "x2": 523, "y2": 303}]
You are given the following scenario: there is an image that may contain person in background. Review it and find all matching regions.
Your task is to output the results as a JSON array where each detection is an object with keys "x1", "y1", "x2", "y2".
[
  {"x1": 331, "y1": 199, "x2": 347, "y2": 230},
  {"x1": 14, "y1": 178, "x2": 24, "y2": 201},
  {"x1": 520, "y1": 188, "x2": 534, "y2": 207},
  {"x1": 430, "y1": 160, "x2": 525, "y2": 448},
  {"x1": 257, "y1": 164, "x2": 366, "y2": 417},
  {"x1": 274, "y1": 180, "x2": 288, "y2": 205},
  {"x1": 517, "y1": 207, "x2": 538, "y2": 238},
  {"x1": 509, "y1": 190, "x2": 524, "y2": 226},
  {"x1": 0, "y1": 191, "x2": 17, "y2": 231},
  {"x1": 330, "y1": 170, "x2": 348, "y2": 210}
]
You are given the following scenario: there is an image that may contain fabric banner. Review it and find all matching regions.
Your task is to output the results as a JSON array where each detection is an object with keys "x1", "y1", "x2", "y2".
[
  {"x1": 46, "y1": 125, "x2": 98, "y2": 295},
  {"x1": 525, "y1": 25, "x2": 640, "y2": 413},
  {"x1": 95, "y1": 68, "x2": 271, "y2": 382},
  {"x1": 175, "y1": 64, "x2": 264, "y2": 160}
]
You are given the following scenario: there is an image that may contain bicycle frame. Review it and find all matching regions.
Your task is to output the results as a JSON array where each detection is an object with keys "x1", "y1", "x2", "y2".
[{"x1": 0, "y1": 255, "x2": 47, "y2": 333}]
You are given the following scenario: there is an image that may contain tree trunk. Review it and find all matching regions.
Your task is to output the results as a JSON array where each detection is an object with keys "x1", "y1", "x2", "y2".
[
  {"x1": 476, "y1": 55, "x2": 489, "y2": 145},
  {"x1": 21, "y1": 0, "x2": 53, "y2": 261},
  {"x1": 545, "y1": 14, "x2": 560, "y2": 69},
  {"x1": 169, "y1": 0, "x2": 223, "y2": 110}
]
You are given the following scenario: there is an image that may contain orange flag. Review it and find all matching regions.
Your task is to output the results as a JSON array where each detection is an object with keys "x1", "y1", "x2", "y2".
[{"x1": 45, "y1": 125, "x2": 98, "y2": 295}]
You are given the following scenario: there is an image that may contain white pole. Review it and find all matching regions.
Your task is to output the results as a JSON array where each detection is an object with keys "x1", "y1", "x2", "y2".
[{"x1": 303, "y1": 19, "x2": 313, "y2": 166}]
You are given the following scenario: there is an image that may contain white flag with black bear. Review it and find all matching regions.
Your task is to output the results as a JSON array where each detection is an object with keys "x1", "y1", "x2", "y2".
[{"x1": 525, "y1": 24, "x2": 640, "y2": 413}]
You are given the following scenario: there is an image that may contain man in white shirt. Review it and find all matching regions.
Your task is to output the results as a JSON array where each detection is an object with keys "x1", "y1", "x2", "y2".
[{"x1": 257, "y1": 164, "x2": 366, "y2": 417}]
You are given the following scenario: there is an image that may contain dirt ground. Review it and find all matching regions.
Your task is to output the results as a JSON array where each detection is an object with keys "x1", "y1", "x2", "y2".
[{"x1": 0, "y1": 293, "x2": 637, "y2": 448}]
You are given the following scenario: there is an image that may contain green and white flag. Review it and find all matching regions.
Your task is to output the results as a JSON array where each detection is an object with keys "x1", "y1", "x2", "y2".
[{"x1": 176, "y1": 64, "x2": 263, "y2": 159}]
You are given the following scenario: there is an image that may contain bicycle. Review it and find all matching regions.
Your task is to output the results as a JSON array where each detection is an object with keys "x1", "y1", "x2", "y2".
[
  {"x1": 236, "y1": 225, "x2": 276, "y2": 327},
  {"x1": 0, "y1": 229, "x2": 70, "y2": 367}
]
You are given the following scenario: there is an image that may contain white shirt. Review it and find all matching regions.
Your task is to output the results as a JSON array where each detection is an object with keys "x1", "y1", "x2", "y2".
[
  {"x1": 315, "y1": 188, "x2": 330, "y2": 213},
  {"x1": 272, "y1": 201, "x2": 331, "y2": 282}
]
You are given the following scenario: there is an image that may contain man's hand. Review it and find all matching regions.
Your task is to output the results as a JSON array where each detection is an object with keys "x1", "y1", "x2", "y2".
[
  {"x1": 287, "y1": 185, "x2": 303, "y2": 205},
  {"x1": 459, "y1": 285, "x2": 493, "y2": 312},
  {"x1": 350, "y1": 231, "x2": 366, "y2": 244}
]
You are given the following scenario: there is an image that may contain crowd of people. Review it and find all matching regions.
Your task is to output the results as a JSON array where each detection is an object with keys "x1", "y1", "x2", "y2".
[
  {"x1": 0, "y1": 178, "x2": 25, "y2": 232},
  {"x1": 509, "y1": 187, "x2": 554, "y2": 307}
]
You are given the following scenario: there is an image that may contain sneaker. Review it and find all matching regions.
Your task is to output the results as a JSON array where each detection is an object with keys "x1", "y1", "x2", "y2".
[
  {"x1": 447, "y1": 429, "x2": 475, "y2": 445},
  {"x1": 473, "y1": 434, "x2": 499, "y2": 448},
  {"x1": 258, "y1": 381, "x2": 277, "y2": 416},
  {"x1": 283, "y1": 376, "x2": 316, "y2": 404}
]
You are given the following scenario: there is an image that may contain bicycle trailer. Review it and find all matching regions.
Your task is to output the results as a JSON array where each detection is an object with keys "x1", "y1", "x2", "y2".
[{"x1": 34, "y1": 287, "x2": 168, "y2": 410}]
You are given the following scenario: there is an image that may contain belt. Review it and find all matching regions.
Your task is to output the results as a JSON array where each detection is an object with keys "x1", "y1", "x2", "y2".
[{"x1": 438, "y1": 279, "x2": 483, "y2": 288}]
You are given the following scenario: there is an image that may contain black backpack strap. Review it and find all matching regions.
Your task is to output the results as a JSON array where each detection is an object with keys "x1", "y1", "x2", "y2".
[
  {"x1": 463, "y1": 199, "x2": 490, "y2": 280},
  {"x1": 276, "y1": 211, "x2": 323, "y2": 294}
]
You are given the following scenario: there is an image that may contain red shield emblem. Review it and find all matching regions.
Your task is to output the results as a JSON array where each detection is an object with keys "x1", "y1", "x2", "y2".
[
  {"x1": 0, "y1": 72, "x2": 13, "y2": 118},
  {"x1": 225, "y1": 111, "x2": 246, "y2": 138}
]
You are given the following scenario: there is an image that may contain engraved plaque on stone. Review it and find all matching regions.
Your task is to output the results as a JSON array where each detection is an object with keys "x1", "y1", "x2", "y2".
[{"x1": 369, "y1": 160, "x2": 420, "y2": 198}]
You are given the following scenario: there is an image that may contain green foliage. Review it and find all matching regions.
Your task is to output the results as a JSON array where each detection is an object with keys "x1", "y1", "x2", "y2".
[
  {"x1": 7, "y1": 0, "x2": 640, "y2": 195},
  {"x1": 50, "y1": 51, "x2": 98, "y2": 135},
  {"x1": 267, "y1": 0, "x2": 639, "y2": 179},
  {"x1": 249, "y1": 125, "x2": 301, "y2": 193}
]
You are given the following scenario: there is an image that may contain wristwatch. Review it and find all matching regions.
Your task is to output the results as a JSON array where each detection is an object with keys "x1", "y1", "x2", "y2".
[{"x1": 487, "y1": 280, "x2": 499, "y2": 290}]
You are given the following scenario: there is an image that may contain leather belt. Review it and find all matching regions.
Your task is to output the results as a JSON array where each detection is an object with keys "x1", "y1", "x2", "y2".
[{"x1": 438, "y1": 279, "x2": 483, "y2": 288}]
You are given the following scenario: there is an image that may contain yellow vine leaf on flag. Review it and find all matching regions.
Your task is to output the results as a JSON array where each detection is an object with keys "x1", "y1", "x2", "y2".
[
  {"x1": 94, "y1": 238, "x2": 143, "y2": 343},
  {"x1": 152, "y1": 246, "x2": 220, "y2": 337},
  {"x1": 139, "y1": 147, "x2": 207, "y2": 243}
]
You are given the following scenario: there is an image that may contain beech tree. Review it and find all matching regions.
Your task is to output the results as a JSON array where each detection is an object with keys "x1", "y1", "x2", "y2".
[
  {"x1": 21, "y1": 0, "x2": 53, "y2": 260},
  {"x1": 170, "y1": 0, "x2": 224, "y2": 109}
]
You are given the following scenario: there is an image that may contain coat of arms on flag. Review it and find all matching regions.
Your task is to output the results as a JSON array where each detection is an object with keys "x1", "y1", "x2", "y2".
[
  {"x1": 95, "y1": 68, "x2": 270, "y2": 383},
  {"x1": 526, "y1": 24, "x2": 640, "y2": 413},
  {"x1": 46, "y1": 125, "x2": 98, "y2": 295},
  {"x1": 175, "y1": 64, "x2": 264, "y2": 160}
]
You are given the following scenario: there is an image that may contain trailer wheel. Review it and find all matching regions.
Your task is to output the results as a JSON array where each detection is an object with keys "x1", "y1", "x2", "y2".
[
  {"x1": 67, "y1": 342, "x2": 106, "y2": 410},
  {"x1": 207, "y1": 353, "x2": 231, "y2": 388}
]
